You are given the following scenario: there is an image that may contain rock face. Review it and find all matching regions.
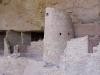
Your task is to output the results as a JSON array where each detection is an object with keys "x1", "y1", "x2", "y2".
[
  {"x1": 0, "y1": 0, "x2": 45, "y2": 31},
  {"x1": 44, "y1": 7, "x2": 74, "y2": 65},
  {"x1": 46, "y1": 0, "x2": 100, "y2": 24},
  {"x1": 0, "y1": 0, "x2": 100, "y2": 31},
  {"x1": 74, "y1": 23, "x2": 100, "y2": 37}
]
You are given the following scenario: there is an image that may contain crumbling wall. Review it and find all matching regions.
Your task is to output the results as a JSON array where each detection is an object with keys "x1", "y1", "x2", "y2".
[
  {"x1": 5, "y1": 30, "x2": 21, "y2": 47},
  {"x1": 4, "y1": 30, "x2": 31, "y2": 55},
  {"x1": 64, "y1": 36, "x2": 90, "y2": 75}
]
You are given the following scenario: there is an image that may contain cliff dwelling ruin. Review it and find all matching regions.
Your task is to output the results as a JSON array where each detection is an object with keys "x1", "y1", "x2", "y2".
[{"x1": 0, "y1": 0, "x2": 100, "y2": 75}]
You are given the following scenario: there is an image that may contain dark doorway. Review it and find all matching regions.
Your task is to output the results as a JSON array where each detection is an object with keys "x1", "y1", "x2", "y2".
[
  {"x1": 31, "y1": 31, "x2": 44, "y2": 41},
  {"x1": 0, "y1": 31, "x2": 6, "y2": 54}
]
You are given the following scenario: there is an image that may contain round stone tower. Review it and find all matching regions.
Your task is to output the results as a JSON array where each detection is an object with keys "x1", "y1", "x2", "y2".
[{"x1": 44, "y1": 7, "x2": 74, "y2": 65}]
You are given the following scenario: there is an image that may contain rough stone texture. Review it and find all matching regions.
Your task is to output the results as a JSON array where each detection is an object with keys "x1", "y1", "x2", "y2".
[
  {"x1": 65, "y1": 54, "x2": 90, "y2": 75},
  {"x1": 17, "y1": 45, "x2": 28, "y2": 57},
  {"x1": 4, "y1": 30, "x2": 32, "y2": 54},
  {"x1": 23, "y1": 60, "x2": 44, "y2": 75},
  {"x1": 5, "y1": 30, "x2": 21, "y2": 54},
  {"x1": 5, "y1": 30, "x2": 21, "y2": 47},
  {"x1": 14, "y1": 45, "x2": 19, "y2": 54},
  {"x1": 23, "y1": 58, "x2": 65, "y2": 75},
  {"x1": 3, "y1": 31, "x2": 44, "y2": 56},
  {"x1": 86, "y1": 55, "x2": 100, "y2": 75},
  {"x1": 44, "y1": 7, "x2": 74, "y2": 65},
  {"x1": 41, "y1": 67, "x2": 65, "y2": 75},
  {"x1": 27, "y1": 40, "x2": 43, "y2": 60},
  {"x1": 64, "y1": 36, "x2": 91, "y2": 75},
  {"x1": 74, "y1": 23, "x2": 100, "y2": 37},
  {"x1": 46, "y1": 0, "x2": 99, "y2": 9},
  {"x1": 86, "y1": 44, "x2": 100, "y2": 75},
  {"x1": 63, "y1": 36, "x2": 100, "y2": 75},
  {"x1": 73, "y1": 7, "x2": 100, "y2": 23},
  {"x1": 0, "y1": 0, "x2": 100, "y2": 31},
  {"x1": 46, "y1": 0, "x2": 100, "y2": 24},
  {"x1": 0, "y1": 56, "x2": 28, "y2": 75},
  {"x1": 0, "y1": 32, "x2": 5, "y2": 54},
  {"x1": 4, "y1": 38, "x2": 10, "y2": 56},
  {"x1": 2, "y1": 37, "x2": 100, "y2": 75},
  {"x1": 0, "y1": 0, "x2": 45, "y2": 31},
  {"x1": 21, "y1": 32, "x2": 31, "y2": 45},
  {"x1": 65, "y1": 36, "x2": 89, "y2": 62},
  {"x1": 93, "y1": 42, "x2": 100, "y2": 53},
  {"x1": 88, "y1": 36, "x2": 100, "y2": 53}
]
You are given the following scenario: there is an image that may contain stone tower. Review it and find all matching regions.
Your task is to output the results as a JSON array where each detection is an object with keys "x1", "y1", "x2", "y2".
[{"x1": 44, "y1": 7, "x2": 74, "y2": 65}]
